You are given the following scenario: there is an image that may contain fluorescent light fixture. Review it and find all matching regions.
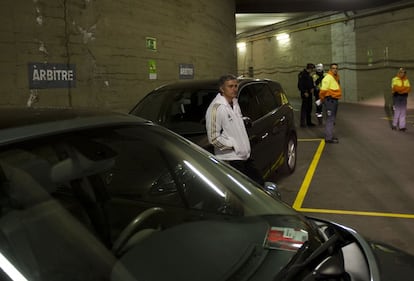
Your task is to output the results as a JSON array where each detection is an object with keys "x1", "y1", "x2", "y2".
[
  {"x1": 276, "y1": 33, "x2": 290, "y2": 41},
  {"x1": 237, "y1": 42, "x2": 246, "y2": 49}
]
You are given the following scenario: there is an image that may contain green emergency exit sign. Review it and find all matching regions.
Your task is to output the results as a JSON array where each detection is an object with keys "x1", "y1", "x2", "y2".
[{"x1": 146, "y1": 37, "x2": 157, "y2": 51}]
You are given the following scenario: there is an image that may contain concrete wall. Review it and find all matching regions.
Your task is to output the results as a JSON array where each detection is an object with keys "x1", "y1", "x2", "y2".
[
  {"x1": 0, "y1": 0, "x2": 237, "y2": 112},
  {"x1": 237, "y1": 4, "x2": 414, "y2": 108},
  {"x1": 355, "y1": 7, "x2": 414, "y2": 108},
  {"x1": 237, "y1": 15, "x2": 334, "y2": 98}
]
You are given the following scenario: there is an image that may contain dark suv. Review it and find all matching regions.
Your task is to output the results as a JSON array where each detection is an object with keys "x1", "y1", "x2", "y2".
[{"x1": 130, "y1": 78, "x2": 297, "y2": 181}]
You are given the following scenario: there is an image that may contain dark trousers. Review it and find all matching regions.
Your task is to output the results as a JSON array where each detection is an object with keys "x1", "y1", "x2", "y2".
[
  {"x1": 392, "y1": 94, "x2": 408, "y2": 129},
  {"x1": 300, "y1": 96, "x2": 313, "y2": 126},
  {"x1": 324, "y1": 97, "x2": 338, "y2": 140},
  {"x1": 228, "y1": 158, "x2": 264, "y2": 185}
]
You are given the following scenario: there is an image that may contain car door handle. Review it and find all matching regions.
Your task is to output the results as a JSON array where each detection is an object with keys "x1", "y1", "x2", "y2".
[{"x1": 273, "y1": 116, "x2": 286, "y2": 127}]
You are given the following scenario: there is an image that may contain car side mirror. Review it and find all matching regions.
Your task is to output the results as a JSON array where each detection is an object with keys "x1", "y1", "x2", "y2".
[
  {"x1": 263, "y1": 181, "x2": 281, "y2": 200},
  {"x1": 242, "y1": 116, "x2": 252, "y2": 128}
]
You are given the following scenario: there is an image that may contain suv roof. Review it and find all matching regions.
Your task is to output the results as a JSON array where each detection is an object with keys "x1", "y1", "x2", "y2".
[{"x1": 152, "y1": 78, "x2": 273, "y2": 91}]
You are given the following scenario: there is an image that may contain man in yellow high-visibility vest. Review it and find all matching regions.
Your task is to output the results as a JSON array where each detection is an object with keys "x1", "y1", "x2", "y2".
[
  {"x1": 319, "y1": 63, "x2": 342, "y2": 144},
  {"x1": 391, "y1": 67, "x2": 411, "y2": 132}
]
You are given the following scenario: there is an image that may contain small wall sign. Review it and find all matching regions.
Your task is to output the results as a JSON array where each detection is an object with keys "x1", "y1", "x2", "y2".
[
  {"x1": 146, "y1": 37, "x2": 157, "y2": 51},
  {"x1": 149, "y1": 60, "x2": 157, "y2": 80},
  {"x1": 179, "y1": 63, "x2": 194, "y2": 79},
  {"x1": 28, "y1": 63, "x2": 76, "y2": 89}
]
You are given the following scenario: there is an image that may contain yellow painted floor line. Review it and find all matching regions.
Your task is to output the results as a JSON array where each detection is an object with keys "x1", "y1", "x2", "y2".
[
  {"x1": 296, "y1": 207, "x2": 414, "y2": 219},
  {"x1": 293, "y1": 138, "x2": 414, "y2": 219},
  {"x1": 297, "y1": 138, "x2": 323, "y2": 142},
  {"x1": 292, "y1": 139, "x2": 325, "y2": 210}
]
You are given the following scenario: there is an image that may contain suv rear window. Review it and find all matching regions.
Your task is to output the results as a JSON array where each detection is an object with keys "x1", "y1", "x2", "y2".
[{"x1": 132, "y1": 88, "x2": 217, "y2": 131}]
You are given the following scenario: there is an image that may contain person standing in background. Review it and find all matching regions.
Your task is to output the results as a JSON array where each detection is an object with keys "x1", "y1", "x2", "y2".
[
  {"x1": 319, "y1": 63, "x2": 341, "y2": 144},
  {"x1": 391, "y1": 67, "x2": 411, "y2": 132},
  {"x1": 298, "y1": 63, "x2": 316, "y2": 127},
  {"x1": 312, "y1": 63, "x2": 326, "y2": 126},
  {"x1": 205, "y1": 74, "x2": 263, "y2": 185}
]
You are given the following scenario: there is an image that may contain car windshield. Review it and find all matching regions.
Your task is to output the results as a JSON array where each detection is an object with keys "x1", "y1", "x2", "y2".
[{"x1": 0, "y1": 123, "x2": 316, "y2": 281}]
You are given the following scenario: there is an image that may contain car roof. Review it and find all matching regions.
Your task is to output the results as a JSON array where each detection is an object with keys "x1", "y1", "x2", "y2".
[
  {"x1": 153, "y1": 79, "x2": 219, "y2": 91},
  {"x1": 0, "y1": 107, "x2": 150, "y2": 145},
  {"x1": 152, "y1": 78, "x2": 275, "y2": 91}
]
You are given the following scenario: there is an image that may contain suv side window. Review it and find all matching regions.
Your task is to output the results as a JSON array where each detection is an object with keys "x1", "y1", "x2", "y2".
[
  {"x1": 257, "y1": 83, "x2": 278, "y2": 114},
  {"x1": 238, "y1": 85, "x2": 260, "y2": 121},
  {"x1": 238, "y1": 83, "x2": 278, "y2": 121},
  {"x1": 267, "y1": 81, "x2": 285, "y2": 107}
]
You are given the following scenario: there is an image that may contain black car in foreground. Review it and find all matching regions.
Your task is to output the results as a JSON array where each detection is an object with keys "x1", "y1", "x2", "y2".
[
  {"x1": 130, "y1": 78, "x2": 297, "y2": 181},
  {"x1": 0, "y1": 107, "x2": 413, "y2": 281}
]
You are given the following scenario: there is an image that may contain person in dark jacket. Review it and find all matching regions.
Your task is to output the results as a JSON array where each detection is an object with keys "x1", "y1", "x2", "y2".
[{"x1": 298, "y1": 63, "x2": 316, "y2": 127}]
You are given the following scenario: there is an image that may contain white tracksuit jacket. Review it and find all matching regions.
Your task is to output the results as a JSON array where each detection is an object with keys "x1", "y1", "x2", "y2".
[{"x1": 205, "y1": 93, "x2": 251, "y2": 161}]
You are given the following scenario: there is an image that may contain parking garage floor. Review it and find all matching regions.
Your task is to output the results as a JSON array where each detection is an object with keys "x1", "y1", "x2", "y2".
[{"x1": 271, "y1": 98, "x2": 414, "y2": 255}]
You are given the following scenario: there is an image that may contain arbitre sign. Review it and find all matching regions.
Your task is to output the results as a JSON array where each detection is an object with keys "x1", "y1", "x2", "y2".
[{"x1": 28, "y1": 63, "x2": 76, "y2": 89}]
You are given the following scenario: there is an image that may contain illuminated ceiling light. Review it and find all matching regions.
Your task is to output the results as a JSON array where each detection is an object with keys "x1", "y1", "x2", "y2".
[
  {"x1": 237, "y1": 42, "x2": 246, "y2": 49},
  {"x1": 276, "y1": 33, "x2": 290, "y2": 41}
]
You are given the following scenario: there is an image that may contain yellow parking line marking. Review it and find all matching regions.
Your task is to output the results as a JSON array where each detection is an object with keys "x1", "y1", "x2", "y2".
[
  {"x1": 292, "y1": 139, "x2": 325, "y2": 209},
  {"x1": 292, "y1": 138, "x2": 414, "y2": 219},
  {"x1": 296, "y1": 207, "x2": 414, "y2": 219},
  {"x1": 298, "y1": 138, "x2": 323, "y2": 142}
]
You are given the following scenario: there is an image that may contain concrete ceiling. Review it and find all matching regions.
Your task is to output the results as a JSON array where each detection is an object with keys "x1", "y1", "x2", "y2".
[
  {"x1": 235, "y1": 12, "x2": 318, "y2": 34},
  {"x1": 235, "y1": 0, "x2": 405, "y2": 34},
  {"x1": 235, "y1": 0, "x2": 400, "y2": 13}
]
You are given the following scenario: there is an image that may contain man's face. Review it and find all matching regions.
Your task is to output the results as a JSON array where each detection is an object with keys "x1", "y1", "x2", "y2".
[
  {"x1": 330, "y1": 65, "x2": 338, "y2": 75},
  {"x1": 398, "y1": 68, "x2": 406, "y2": 78},
  {"x1": 220, "y1": 79, "x2": 238, "y2": 102}
]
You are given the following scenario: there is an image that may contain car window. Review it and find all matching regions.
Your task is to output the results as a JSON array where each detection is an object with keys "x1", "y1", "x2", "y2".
[
  {"x1": 238, "y1": 83, "x2": 278, "y2": 121},
  {"x1": 99, "y1": 130, "x2": 231, "y2": 214},
  {"x1": 238, "y1": 85, "x2": 260, "y2": 121},
  {"x1": 133, "y1": 88, "x2": 217, "y2": 135},
  {"x1": 0, "y1": 146, "x2": 116, "y2": 280},
  {"x1": 0, "y1": 127, "x2": 249, "y2": 219},
  {"x1": 267, "y1": 81, "x2": 286, "y2": 107},
  {"x1": 256, "y1": 83, "x2": 278, "y2": 113},
  {"x1": 165, "y1": 89, "x2": 216, "y2": 124},
  {"x1": 130, "y1": 90, "x2": 166, "y2": 122},
  {"x1": 0, "y1": 120, "x2": 304, "y2": 281},
  {"x1": 132, "y1": 88, "x2": 216, "y2": 124}
]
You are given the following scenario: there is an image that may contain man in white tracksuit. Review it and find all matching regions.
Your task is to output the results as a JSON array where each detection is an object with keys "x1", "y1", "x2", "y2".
[{"x1": 206, "y1": 74, "x2": 263, "y2": 184}]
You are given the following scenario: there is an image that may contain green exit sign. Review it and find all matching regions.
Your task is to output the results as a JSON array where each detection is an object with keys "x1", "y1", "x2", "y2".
[{"x1": 146, "y1": 37, "x2": 157, "y2": 51}]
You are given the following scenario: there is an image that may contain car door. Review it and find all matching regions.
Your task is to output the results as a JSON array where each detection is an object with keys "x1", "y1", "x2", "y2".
[
  {"x1": 238, "y1": 81, "x2": 286, "y2": 179},
  {"x1": 265, "y1": 81, "x2": 293, "y2": 173}
]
